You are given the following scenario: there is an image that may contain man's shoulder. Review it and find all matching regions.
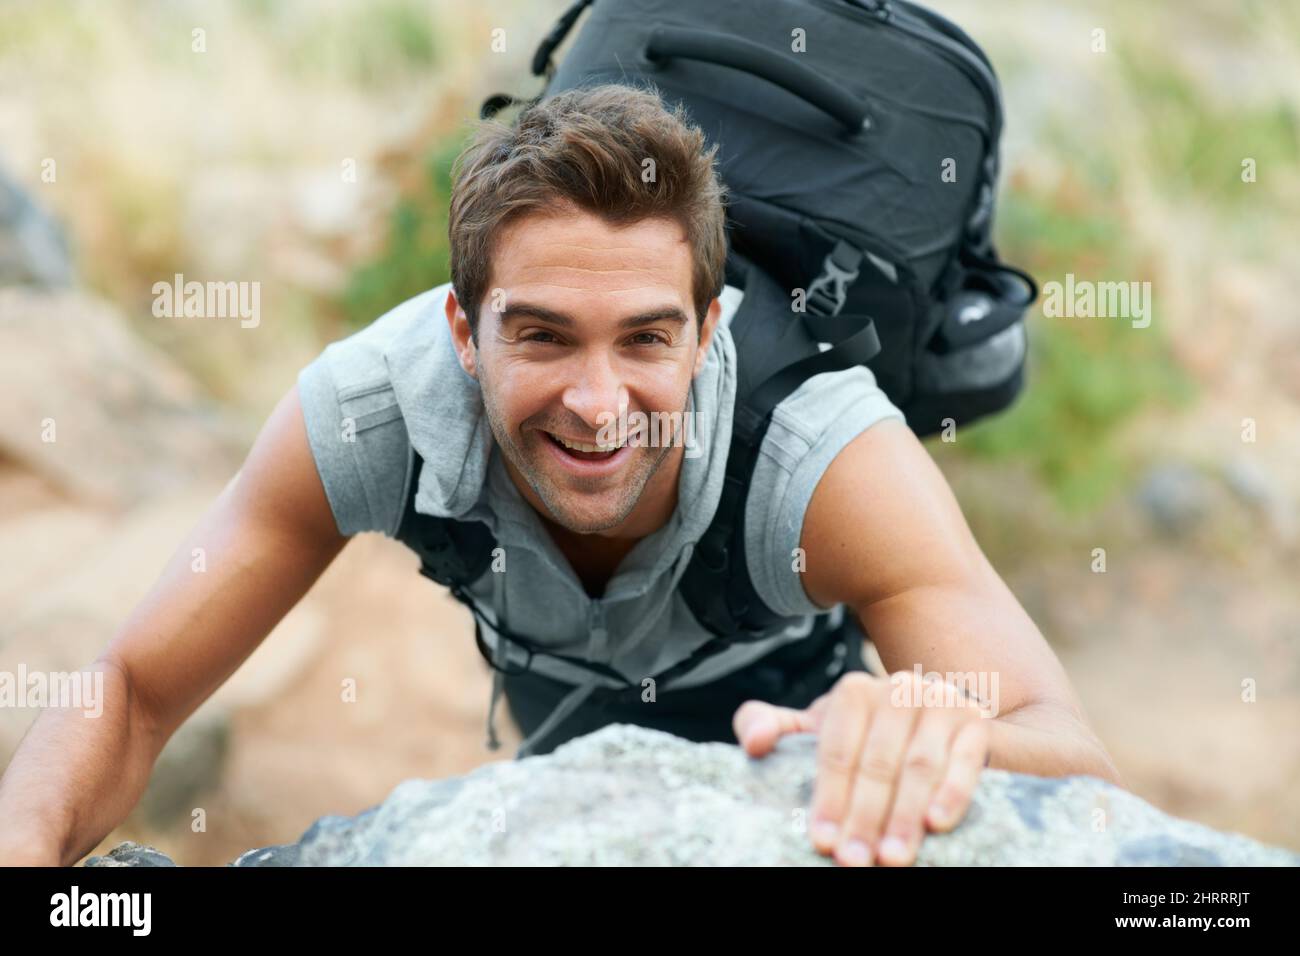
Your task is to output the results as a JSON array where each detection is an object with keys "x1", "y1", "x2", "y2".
[
  {"x1": 742, "y1": 363, "x2": 907, "y2": 617},
  {"x1": 295, "y1": 283, "x2": 453, "y2": 536},
  {"x1": 315, "y1": 283, "x2": 452, "y2": 395},
  {"x1": 762, "y1": 364, "x2": 906, "y2": 471}
]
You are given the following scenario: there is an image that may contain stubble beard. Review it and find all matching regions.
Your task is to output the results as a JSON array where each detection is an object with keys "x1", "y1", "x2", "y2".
[{"x1": 478, "y1": 369, "x2": 686, "y2": 535}]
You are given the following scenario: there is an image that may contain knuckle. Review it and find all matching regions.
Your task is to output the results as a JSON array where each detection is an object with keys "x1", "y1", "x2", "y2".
[
  {"x1": 889, "y1": 667, "x2": 921, "y2": 686},
  {"x1": 885, "y1": 669, "x2": 917, "y2": 696},
  {"x1": 817, "y1": 745, "x2": 858, "y2": 777},
  {"x1": 855, "y1": 751, "x2": 899, "y2": 785},
  {"x1": 902, "y1": 747, "x2": 942, "y2": 778},
  {"x1": 834, "y1": 671, "x2": 874, "y2": 699},
  {"x1": 734, "y1": 700, "x2": 765, "y2": 723}
]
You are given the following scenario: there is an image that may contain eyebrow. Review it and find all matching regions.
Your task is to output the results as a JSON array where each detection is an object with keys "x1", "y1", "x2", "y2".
[{"x1": 498, "y1": 302, "x2": 689, "y2": 331}]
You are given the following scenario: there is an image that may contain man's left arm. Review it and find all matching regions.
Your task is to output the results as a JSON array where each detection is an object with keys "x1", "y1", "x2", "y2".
[{"x1": 733, "y1": 417, "x2": 1121, "y2": 865}]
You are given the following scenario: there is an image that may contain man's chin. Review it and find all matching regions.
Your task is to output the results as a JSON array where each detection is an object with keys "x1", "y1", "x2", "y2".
[
  {"x1": 541, "y1": 501, "x2": 630, "y2": 535},
  {"x1": 520, "y1": 449, "x2": 653, "y2": 532}
]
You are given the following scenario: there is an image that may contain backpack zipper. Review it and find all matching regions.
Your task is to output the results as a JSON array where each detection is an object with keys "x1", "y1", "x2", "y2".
[
  {"x1": 815, "y1": 0, "x2": 1003, "y2": 143},
  {"x1": 888, "y1": 0, "x2": 997, "y2": 74}
]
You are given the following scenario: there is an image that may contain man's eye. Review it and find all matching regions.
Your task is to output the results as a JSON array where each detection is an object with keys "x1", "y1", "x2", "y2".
[
  {"x1": 521, "y1": 331, "x2": 558, "y2": 344},
  {"x1": 630, "y1": 332, "x2": 667, "y2": 346}
]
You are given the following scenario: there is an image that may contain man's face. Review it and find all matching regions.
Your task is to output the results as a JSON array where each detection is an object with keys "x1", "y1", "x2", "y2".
[{"x1": 445, "y1": 206, "x2": 721, "y2": 536}]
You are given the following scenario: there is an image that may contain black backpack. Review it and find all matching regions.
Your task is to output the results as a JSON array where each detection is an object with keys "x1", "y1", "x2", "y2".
[{"x1": 398, "y1": 0, "x2": 1037, "y2": 677}]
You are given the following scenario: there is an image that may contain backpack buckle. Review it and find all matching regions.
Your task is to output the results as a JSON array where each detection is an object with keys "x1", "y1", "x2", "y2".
[{"x1": 806, "y1": 240, "x2": 864, "y2": 316}]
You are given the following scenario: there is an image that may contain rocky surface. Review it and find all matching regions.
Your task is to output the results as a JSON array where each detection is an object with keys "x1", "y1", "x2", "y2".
[
  {"x1": 0, "y1": 165, "x2": 73, "y2": 288},
  {"x1": 85, "y1": 723, "x2": 1300, "y2": 867},
  {"x1": 0, "y1": 288, "x2": 244, "y2": 507}
]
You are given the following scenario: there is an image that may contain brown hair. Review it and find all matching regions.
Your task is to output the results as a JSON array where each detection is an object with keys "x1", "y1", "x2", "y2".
[{"x1": 447, "y1": 83, "x2": 729, "y2": 342}]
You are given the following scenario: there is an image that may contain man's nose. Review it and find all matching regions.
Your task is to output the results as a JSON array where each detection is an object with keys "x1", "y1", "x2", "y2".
[{"x1": 562, "y1": 353, "x2": 629, "y2": 433}]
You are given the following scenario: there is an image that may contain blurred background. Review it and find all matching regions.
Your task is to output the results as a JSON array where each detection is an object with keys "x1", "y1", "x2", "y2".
[{"x1": 0, "y1": 0, "x2": 1296, "y2": 864}]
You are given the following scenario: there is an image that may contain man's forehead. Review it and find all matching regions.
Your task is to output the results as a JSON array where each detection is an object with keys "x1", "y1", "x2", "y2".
[{"x1": 489, "y1": 211, "x2": 693, "y2": 294}]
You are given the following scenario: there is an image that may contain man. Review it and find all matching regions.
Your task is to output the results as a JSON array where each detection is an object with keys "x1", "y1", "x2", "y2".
[{"x1": 0, "y1": 85, "x2": 1118, "y2": 868}]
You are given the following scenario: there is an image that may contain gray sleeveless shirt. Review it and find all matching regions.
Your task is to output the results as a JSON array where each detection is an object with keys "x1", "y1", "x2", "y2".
[{"x1": 297, "y1": 282, "x2": 905, "y2": 753}]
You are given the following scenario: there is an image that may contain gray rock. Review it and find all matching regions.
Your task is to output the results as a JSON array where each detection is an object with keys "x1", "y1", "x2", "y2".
[
  {"x1": 86, "y1": 724, "x2": 1300, "y2": 866},
  {"x1": 0, "y1": 165, "x2": 73, "y2": 289},
  {"x1": 84, "y1": 841, "x2": 177, "y2": 867},
  {"x1": 1136, "y1": 463, "x2": 1214, "y2": 536},
  {"x1": 0, "y1": 289, "x2": 243, "y2": 506},
  {"x1": 231, "y1": 844, "x2": 300, "y2": 867},
  {"x1": 1222, "y1": 457, "x2": 1297, "y2": 544}
]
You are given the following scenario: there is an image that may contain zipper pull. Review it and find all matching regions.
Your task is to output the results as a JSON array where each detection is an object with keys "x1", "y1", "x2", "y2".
[{"x1": 862, "y1": 0, "x2": 893, "y2": 21}]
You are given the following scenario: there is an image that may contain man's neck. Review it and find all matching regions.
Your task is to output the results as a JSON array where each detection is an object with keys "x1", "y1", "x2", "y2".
[{"x1": 498, "y1": 444, "x2": 685, "y2": 598}]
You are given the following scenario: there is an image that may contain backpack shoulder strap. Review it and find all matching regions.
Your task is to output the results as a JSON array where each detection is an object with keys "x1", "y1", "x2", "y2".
[
  {"x1": 678, "y1": 253, "x2": 883, "y2": 640},
  {"x1": 394, "y1": 448, "x2": 499, "y2": 596},
  {"x1": 394, "y1": 448, "x2": 636, "y2": 686}
]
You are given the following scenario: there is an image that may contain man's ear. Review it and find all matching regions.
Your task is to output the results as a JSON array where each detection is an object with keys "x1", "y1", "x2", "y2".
[
  {"x1": 445, "y1": 288, "x2": 479, "y2": 380},
  {"x1": 692, "y1": 296, "x2": 722, "y2": 378}
]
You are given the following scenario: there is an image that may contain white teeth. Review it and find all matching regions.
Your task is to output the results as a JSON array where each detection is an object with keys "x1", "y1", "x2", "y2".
[{"x1": 550, "y1": 432, "x2": 621, "y2": 453}]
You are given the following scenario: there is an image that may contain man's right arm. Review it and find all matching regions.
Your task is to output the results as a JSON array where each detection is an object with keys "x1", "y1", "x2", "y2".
[{"x1": 0, "y1": 385, "x2": 348, "y2": 866}]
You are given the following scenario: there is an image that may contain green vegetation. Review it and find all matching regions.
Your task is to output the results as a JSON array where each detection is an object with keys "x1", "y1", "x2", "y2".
[
  {"x1": 964, "y1": 186, "x2": 1196, "y2": 512},
  {"x1": 243, "y1": 0, "x2": 441, "y2": 88},
  {"x1": 1112, "y1": 47, "x2": 1300, "y2": 214},
  {"x1": 341, "y1": 136, "x2": 466, "y2": 328}
]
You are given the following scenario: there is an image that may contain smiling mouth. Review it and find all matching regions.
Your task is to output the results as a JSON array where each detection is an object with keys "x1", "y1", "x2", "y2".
[{"x1": 544, "y1": 431, "x2": 625, "y2": 461}]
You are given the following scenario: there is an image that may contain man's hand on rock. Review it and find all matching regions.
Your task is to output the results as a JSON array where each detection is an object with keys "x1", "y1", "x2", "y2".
[{"x1": 732, "y1": 669, "x2": 991, "y2": 867}]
